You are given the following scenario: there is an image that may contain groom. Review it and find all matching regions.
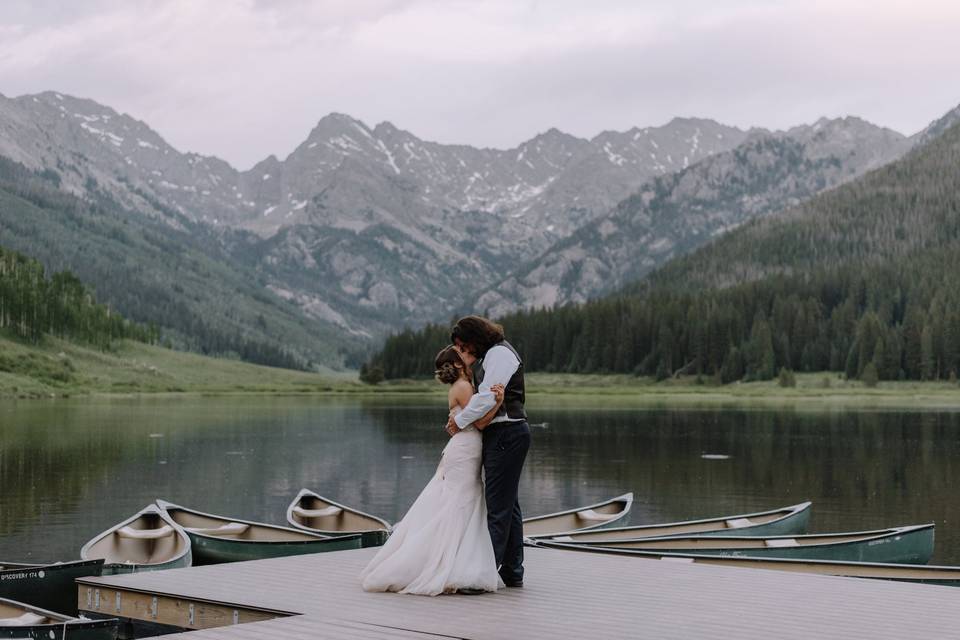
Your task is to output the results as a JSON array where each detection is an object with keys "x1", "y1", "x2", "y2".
[{"x1": 445, "y1": 315, "x2": 531, "y2": 588}]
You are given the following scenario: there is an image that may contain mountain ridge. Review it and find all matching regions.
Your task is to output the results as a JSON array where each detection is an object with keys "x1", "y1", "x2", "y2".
[
  {"x1": 3, "y1": 89, "x2": 956, "y2": 365},
  {"x1": 368, "y1": 117, "x2": 960, "y2": 382}
]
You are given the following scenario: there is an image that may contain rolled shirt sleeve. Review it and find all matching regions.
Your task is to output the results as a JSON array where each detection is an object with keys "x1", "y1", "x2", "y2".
[{"x1": 453, "y1": 345, "x2": 520, "y2": 429}]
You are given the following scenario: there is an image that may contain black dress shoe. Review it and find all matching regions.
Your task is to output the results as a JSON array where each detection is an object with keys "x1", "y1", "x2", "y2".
[
  {"x1": 501, "y1": 579, "x2": 523, "y2": 588},
  {"x1": 457, "y1": 588, "x2": 486, "y2": 595}
]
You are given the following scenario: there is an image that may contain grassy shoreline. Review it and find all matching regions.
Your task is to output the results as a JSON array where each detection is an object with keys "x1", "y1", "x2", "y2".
[{"x1": 2, "y1": 335, "x2": 959, "y2": 408}]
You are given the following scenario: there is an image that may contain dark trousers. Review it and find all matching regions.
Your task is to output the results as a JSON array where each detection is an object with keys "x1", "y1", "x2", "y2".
[{"x1": 482, "y1": 420, "x2": 531, "y2": 583}]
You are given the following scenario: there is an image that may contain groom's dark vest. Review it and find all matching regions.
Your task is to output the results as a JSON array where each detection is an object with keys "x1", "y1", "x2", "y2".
[{"x1": 473, "y1": 340, "x2": 526, "y2": 421}]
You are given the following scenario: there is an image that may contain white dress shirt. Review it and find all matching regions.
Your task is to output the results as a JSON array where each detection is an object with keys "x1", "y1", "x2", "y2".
[{"x1": 453, "y1": 344, "x2": 521, "y2": 429}]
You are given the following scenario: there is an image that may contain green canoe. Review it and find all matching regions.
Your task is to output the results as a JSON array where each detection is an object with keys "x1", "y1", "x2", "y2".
[
  {"x1": 158, "y1": 500, "x2": 368, "y2": 564},
  {"x1": 539, "y1": 524, "x2": 934, "y2": 564},
  {"x1": 0, "y1": 559, "x2": 104, "y2": 616},
  {"x1": 532, "y1": 542, "x2": 960, "y2": 587},
  {"x1": 528, "y1": 502, "x2": 811, "y2": 542},
  {"x1": 0, "y1": 597, "x2": 118, "y2": 640},
  {"x1": 286, "y1": 489, "x2": 391, "y2": 544},
  {"x1": 522, "y1": 493, "x2": 634, "y2": 537},
  {"x1": 81, "y1": 504, "x2": 192, "y2": 574}
]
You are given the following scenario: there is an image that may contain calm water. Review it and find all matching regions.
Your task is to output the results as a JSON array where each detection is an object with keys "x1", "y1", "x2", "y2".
[{"x1": 1, "y1": 396, "x2": 959, "y2": 564}]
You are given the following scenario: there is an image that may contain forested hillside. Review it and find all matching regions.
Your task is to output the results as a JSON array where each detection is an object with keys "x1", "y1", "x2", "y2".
[
  {"x1": 368, "y1": 121, "x2": 960, "y2": 383},
  {"x1": 0, "y1": 156, "x2": 359, "y2": 370},
  {"x1": 0, "y1": 246, "x2": 154, "y2": 348}
]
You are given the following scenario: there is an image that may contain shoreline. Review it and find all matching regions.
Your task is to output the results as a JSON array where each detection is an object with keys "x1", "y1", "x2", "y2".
[{"x1": 3, "y1": 335, "x2": 959, "y2": 408}]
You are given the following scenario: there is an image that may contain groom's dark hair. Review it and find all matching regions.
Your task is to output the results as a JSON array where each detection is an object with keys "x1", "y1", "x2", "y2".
[{"x1": 451, "y1": 315, "x2": 505, "y2": 358}]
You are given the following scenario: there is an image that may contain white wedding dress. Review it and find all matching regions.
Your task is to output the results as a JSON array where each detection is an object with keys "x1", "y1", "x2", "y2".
[{"x1": 360, "y1": 414, "x2": 504, "y2": 595}]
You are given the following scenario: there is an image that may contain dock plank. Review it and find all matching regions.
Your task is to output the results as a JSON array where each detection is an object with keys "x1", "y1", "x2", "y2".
[
  {"x1": 158, "y1": 617, "x2": 454, "y2": 639},
  {"x1": 79, "y1": 547, "x2": 960, "y2": 639}
]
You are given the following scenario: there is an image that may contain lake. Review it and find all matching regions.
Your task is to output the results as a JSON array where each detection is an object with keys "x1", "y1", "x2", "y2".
[{"x1": 1, "y1": 396, "x2": 959, "y2": 564}]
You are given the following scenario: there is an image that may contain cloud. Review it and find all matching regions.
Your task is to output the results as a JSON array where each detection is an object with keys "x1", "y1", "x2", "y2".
[{"x1": 1, "y1": 0, "x2": 958, "y2": 169}]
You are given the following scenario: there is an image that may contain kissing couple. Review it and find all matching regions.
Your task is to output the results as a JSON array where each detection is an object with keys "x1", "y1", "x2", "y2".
[{"x1": 361, "y1": 315, "x2": 531, "y2": 595}]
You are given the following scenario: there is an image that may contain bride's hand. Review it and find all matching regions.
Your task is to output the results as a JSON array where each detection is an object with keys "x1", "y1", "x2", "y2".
[{"x1": 491, "y1": 384, "x2": 505, "y2": 405}]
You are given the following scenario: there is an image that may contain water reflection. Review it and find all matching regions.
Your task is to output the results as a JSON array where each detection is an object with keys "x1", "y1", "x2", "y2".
[{"x1": 1, "y1": 398, "x2": 958, "y2": 564}]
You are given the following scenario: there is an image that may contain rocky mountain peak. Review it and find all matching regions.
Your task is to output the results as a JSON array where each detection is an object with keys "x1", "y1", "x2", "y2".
[{"x1": 912, "y1": 101, "x2": 960, "y2": 147}]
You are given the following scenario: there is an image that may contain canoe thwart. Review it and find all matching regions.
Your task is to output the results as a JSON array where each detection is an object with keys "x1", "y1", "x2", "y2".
[
  {"x1": 576, "y1": 509, "x2": 620, "y2": 522},
  {"x1": 765, "y1": 538, "x2": 800, "y2": 548},
  {"x1": 726, "y1": 518, "x2": 754, "y2": 529},
  {"x1": 116, "y1": 524, "x2": 175, "y2": 540},
  {"x1": 0, "y1": 612, "x2": 47, "y2": 627},
  {"x1": 293, "y1": 505, "x2": 343, "y2": 519},
  {"x1": 184, "y1": 522, "x2": 250, "y2": 536}
]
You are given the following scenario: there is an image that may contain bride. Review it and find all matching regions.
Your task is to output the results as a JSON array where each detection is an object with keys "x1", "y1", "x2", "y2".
[{"x1": 360, "y1": 345, "x2": 505, "y2": 595}]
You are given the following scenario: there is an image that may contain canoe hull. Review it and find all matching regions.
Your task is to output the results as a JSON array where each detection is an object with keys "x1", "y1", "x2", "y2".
[
  {"x1": 534, "y1": 541, "x2": 960, "y2": 586},
  {"x1": 286, "y1": 490, "x2": 392, "y2": 538},
  {"x1": 682, "y1": 505, "x2": 810, "y2": 539},
  {"x1": 188, "y1": 532, "x2": 366, "y2": 564},
  {"x1": 598, "y1": 525, "x2": 935, "y2": 564},
  {"x1": 521, "y1": 493, "x2": 634, "y2": 538},
  {"x1": 0, "y1": 559, "x2": 104, "y2": 616},
  {"x1": 101, "y1": 551, "x2": 192, "y2": 576},
  {"x1": 0, "y1": 598, "x2": 118, "y2": 640},
  {"x1": 0, "y1": 619, "x2": 118, "y2": 640},
  {"x1": 535, "y1": 502, "x2": 813, "y2": 543},
  {"x1": 81, "y1": 504, "x2": 192, "y2": 573}
]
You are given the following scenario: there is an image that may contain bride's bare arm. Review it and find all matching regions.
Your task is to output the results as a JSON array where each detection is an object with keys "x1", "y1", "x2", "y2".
[{"x1": 472, "y1": 384, "x2": 505, "y2": 431}]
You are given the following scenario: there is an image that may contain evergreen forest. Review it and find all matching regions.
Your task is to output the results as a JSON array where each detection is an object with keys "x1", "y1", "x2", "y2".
[{"x1": 0, "y1": 245, "x2": 155, "y2": 348}]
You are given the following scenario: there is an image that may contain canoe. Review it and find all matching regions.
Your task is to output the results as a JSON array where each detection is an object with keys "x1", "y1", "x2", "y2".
[
  {"x1": 80, "y1": 504, "x2": 191, "y2": 574},
  {"x1": 286, "y1": 489, "x2": 391, "y2": 543},
  {"x1": 530, "y1": 541, "x2": 960, "y2": 587},
  {"x1": 0, "y1": 597, "x2": 118, "y2": 640},
  {"x1": 544, "y1": 524, "x2": 935, "y2": 564},
  {"x1": 157, "y1": 500, "x2": 368, "y2": 564},
  {"x1": 528, "y1": 501, "x2": 811, "y2": 542},
  {"x1": 0, "y1": 559, "x2": 104, "y2": 616},
  {"x1": 522, "y1": 493, "x2": 634, "y2": 537}
]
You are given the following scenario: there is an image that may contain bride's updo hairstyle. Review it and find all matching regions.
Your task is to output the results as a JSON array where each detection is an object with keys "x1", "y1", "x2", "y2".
[{"x1": 434, "y1": 345, "x2": 469, "y2": 385}]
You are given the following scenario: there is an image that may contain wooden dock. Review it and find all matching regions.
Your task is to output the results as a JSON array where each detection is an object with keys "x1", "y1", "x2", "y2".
[{"x1": 78, "y1": 546, "x2": 960, "y2": 639}]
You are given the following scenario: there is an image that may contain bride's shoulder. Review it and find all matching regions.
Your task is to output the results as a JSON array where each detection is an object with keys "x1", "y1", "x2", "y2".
[
  {"x1": 449, "y1": 379, "x2": 473, "y2": 406},
  {"x1": 450, "y1": 378, "x2": 473, "y2": 395}
]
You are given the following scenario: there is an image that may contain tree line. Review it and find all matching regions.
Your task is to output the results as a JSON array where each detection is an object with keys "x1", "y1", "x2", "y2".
[
  {"x1": 366, "y1": 242, "x2": 960, "y2": 383},
  {"x1": 0, "y1": 245, "x2": 157, "y2": 348}
]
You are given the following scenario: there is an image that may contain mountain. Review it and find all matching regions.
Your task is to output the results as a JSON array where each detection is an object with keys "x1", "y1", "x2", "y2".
[
  {"x1": 636, "y1": 112, "x2": 960, "y2": 295},
  {"x1": 0, "y1": 154, "x2": 355, "y2": 369},
  {"x1": 369, "y1": 117, "x2": 960, "y2": 382},
  {"x1": 470, "y1": 117, "x2": 912, "y2": 317},
  {"x1": 0, "y1": 91, "x2": 753, "y2": 339},
  {"x1": 0, "y1": 90, "x2": 945, "y2": 364}
]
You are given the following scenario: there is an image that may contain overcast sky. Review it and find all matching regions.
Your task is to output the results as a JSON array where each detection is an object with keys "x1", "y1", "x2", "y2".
[{"x1": 2, "y1": 0, "x2": 958, "y2": 169}]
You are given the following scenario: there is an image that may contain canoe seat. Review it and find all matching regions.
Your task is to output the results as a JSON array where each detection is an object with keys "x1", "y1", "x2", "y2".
[
  {"x1": 117, "y1": 524, "x2": 175, "y2": 540},
  {"x1": 185, "y1": 522, "x2": 250, "y2": 537},
  {"x1": 293, "y1": 505, "x2": 343, "y2": 519},
  {"x1": 726, "y1": 518, "x2": 754, "y2": 529},
  {"x1": 576, "y1": 509, "x2": 619, "y2": 522},
  {"x1": 765, "y1": 538, "x2": 800, "y2": 548},
  {"x1": 0, "y1": 612, "x2": 48, "y2": 627},
  {"x1": 550, "y1": 536, "x2": 575, "y2": 542}
]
